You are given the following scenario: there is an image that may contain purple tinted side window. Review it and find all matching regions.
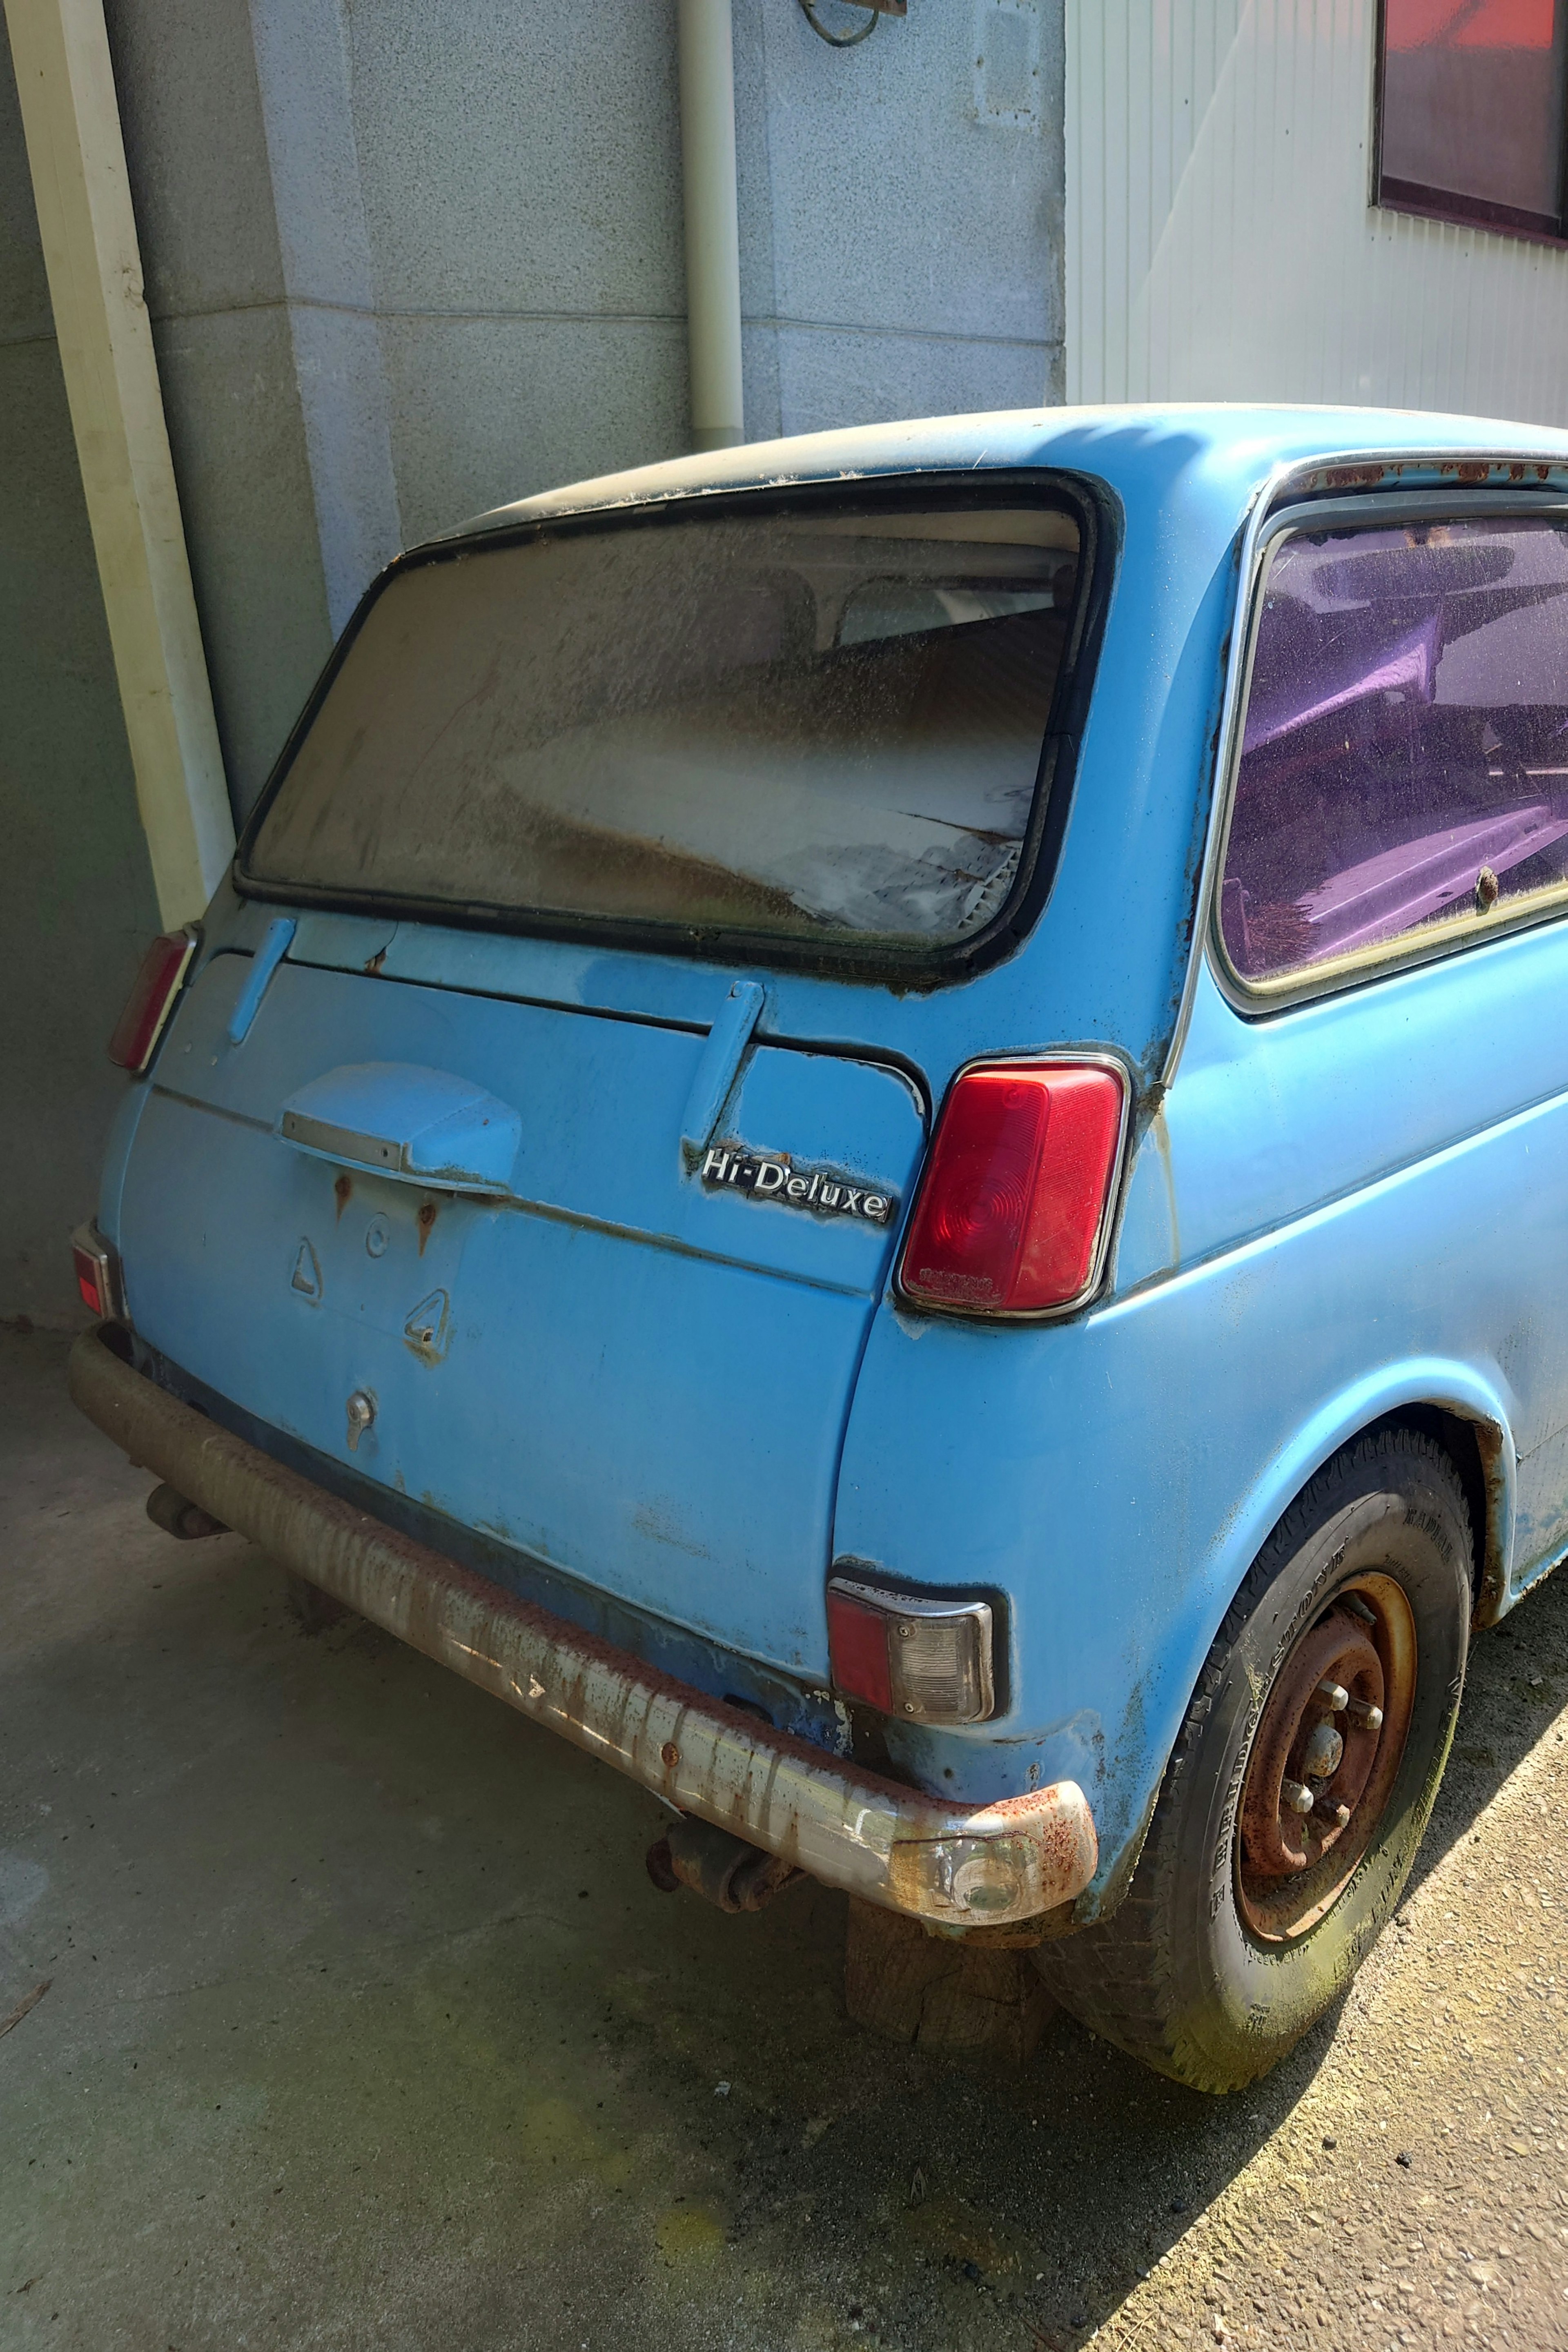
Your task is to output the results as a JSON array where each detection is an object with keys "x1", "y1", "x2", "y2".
[{"x1": 1221, "y1": 519, "x2": 1568, "y2": 988}]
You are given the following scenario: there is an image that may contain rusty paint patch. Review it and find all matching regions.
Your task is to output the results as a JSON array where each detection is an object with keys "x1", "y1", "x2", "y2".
[
  {"x1": 632, "y1": 1499, "x2": 711, "y2": 1559},
  {"x1": 1473, "y1": 1420, "x2": 1510, "y2": 1624},
  {"x1": 334, "y1": 1172, "x2": 353, "y2": 1221},
  {"x1": 416, "y1": 1200, "x2": 438, "y2": 1256},
  {"x1": 402, "y1": 1287, "x2": 451, "y2": 1364}
]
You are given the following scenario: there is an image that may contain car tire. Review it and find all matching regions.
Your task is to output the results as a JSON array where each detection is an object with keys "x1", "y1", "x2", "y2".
[{"x1": 1033, "y1": 1428, "x2": 1472, "y2": 2093}]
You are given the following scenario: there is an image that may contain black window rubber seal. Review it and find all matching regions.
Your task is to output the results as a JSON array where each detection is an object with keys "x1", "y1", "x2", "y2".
[{"x1": 232, "y1": 466, "x2": 1122, "y2": 996}]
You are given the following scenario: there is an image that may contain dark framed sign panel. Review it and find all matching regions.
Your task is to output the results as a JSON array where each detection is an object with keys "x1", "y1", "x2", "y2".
[{"x1": 1375, "y1": 0, "x2": 1568, "y2": 245}]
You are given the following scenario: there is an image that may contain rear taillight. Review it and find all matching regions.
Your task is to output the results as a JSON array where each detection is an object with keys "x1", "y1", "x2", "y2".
[
  {"x1": 898, "y1": 1059, "x2": 1127, "y2": 1317},
  {"x1": 71, "y1": 1223, "x2": 125, "y2": 1321},
  {"x1": 108, "y1": 930, "x2": 196, "y2": 1073},
  {"x1": 826, "y1": 1577, "x2": 996, "y2": 1723}
]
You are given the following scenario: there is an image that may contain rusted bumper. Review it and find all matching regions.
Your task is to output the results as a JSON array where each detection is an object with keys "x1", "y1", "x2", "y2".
[{"x1": 68, "y1": 1328, "x2": 1098, "y2": 1929}]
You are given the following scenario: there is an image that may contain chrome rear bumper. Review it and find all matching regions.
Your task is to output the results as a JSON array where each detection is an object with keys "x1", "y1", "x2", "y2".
[{"x1": 69, "y1": 1327, "x2": 1097, "y2": 1929}]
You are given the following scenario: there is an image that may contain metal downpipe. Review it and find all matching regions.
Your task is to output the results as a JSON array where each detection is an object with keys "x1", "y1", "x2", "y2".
[{"x1": 677, "y1": 0, "x2": 744, "y2": 453}]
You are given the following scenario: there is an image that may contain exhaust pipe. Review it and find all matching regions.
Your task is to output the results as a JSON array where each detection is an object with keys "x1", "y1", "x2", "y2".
[
  {"x1": 647, "y1": 1816, "x2": 804, "y2": 1913},
  {"x1": 145, "y1": 1482, "x2": 226, "y2": 1541}
]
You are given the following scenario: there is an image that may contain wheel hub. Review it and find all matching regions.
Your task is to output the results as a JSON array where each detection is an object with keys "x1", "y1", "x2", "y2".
[
  {"x1": 1301, "y1": 1719, "x2": 1344, "y2": 1780},
  {"x1": 1237, "y1": 1578, "x2": 1416, "y2": 1938}
]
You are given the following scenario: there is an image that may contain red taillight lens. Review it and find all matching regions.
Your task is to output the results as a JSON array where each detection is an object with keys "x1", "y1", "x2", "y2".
[
  {"x1": 108, "y1": 931, "x2": 196, "y2": 1073},
  {"x1": 826, "y1": 1585, "x2": 896, "y2": 1712},
  {"x1": 898, "y1": 1060, "x2": 1127, "y2": 1316},
  {"x1": 74, "y1": 1252, "x2": 104, "y2": 1314},
  {"x1": 71, "y1": 1223, "x2": 124, "y2": 1321}
]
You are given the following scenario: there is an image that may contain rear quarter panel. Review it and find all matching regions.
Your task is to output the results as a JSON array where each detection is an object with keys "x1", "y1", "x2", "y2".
[{"x1": 837, "y1": 897, "x2": 1568, "y2": 1912}]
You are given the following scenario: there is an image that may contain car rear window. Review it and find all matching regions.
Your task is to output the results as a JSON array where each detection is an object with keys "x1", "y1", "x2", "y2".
[
  {"x1": 1220, "y1": 514, "x2": 1568, "y2": 993},
  {"x1": 239, "y1": 494, "x2": 1085, "y2": 960}
]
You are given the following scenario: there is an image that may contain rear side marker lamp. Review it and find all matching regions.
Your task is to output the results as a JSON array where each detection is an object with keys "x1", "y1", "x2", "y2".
[
  {"x1": 71, "y1": 1223, "x2": 125, "y2": 1322},
  {"x1": 827, "y1": 1577, "x2": 997, "y2": 1724},
  {"x1": 898, "y1": 1057, "x2": 1129, "y2": 1319},
  {"x1": 108, "y1": 929, "x2": 197, "y2": 1073}
]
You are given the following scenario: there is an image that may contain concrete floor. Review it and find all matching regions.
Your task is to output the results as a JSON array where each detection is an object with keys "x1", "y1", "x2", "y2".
[{"x1": 3, "y1": 1326, "x2": 1568, "y2": 2352}]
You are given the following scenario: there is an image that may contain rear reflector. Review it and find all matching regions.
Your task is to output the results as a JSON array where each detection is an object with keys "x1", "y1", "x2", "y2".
[
  {"x1": 108, "y1": 930, "x2": 197, "y2": 1073},
  {"x1": 71, "y1": 1222, "x2": 125, "y2": 1321},
  {"x1": 826, "y1": 1577, "x2": 996, "y2": 1723},
  {"x1": 898, "y1": 1059, "x2": 1127, "y2": 1316}
]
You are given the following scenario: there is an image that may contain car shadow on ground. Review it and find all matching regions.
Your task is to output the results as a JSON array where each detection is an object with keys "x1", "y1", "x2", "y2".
[
  {"x1": 6, "y1": 1328, "x2": 1566, "y2": 2352},
  {"x1": 572, "y1": 1549, "x2": 1568, "y2": 2350},
  {"x1": 820, "y1": 1558, "x2": 1568, "y2": 2351}
]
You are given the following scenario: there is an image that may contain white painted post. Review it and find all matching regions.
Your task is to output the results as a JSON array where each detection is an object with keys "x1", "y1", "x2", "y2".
[{"x1": 4, "y1": 0, "x2": 234, "y2": 928}]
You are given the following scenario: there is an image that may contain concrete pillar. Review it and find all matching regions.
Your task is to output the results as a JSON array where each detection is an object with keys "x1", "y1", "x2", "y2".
[{"x1": 3, "y1": 0, "x2": 233, "y2": 926}]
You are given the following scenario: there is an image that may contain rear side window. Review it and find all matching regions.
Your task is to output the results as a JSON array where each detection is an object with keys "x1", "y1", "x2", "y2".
[
  {"x1": 239, "y1": 494, "x2": 1086, "y2": 967},
  {"x1": 1219, "y1": 514, "x2": 1568, "y2": 996}
]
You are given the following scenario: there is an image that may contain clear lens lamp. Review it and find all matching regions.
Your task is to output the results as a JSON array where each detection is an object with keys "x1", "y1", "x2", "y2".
[
  {"x1": 826, "y1": 1576, "x2": 997, "y2": 1723},
  {"x1": 886, "y1": 1829, "x2": 1037, "y2": 1922}
]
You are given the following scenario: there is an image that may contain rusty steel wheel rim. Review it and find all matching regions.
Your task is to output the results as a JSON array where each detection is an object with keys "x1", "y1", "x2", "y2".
[{"x1": 1236, "y1": 1573, "x2": 1417, "y2": 1942}]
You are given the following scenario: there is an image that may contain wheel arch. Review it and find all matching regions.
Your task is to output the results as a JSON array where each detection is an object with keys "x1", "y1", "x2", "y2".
[
  {"x1": 1209, "y1": 1359, "x2": 1514, "y2": 1640},
  {"x1": 1359, "y1": 1401, "x2": 1510, "y2": 1625},
  {"x1": 1082, "y1": 1357, "x2": 1515, "y2": 1924}
]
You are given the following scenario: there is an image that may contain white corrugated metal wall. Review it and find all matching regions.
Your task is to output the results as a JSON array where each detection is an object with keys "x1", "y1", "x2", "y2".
[{"x1": 1066, "y1": 0, "x2": 1568, "y2": 423}]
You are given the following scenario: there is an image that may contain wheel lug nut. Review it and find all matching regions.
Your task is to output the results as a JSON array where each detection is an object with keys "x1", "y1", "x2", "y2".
[
  {"x1": 1315, "y1": 1680, "x2": 1350, "y2": 1711},
  {"x1": 1282, "y1": 1779, "x2": 1314, "y2": 1815},
  {"x1": 1314, "y1": 1795, "x2": 1352, "y2": 1828},
  {"x1": 1345, "y1": 1699, "x2": 1384, "y2": 1731}
]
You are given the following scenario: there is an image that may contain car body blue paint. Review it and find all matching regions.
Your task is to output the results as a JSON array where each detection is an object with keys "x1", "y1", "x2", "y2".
[{"x1": 96, "y1": 405, "x2": 1568, "y2": 1915}]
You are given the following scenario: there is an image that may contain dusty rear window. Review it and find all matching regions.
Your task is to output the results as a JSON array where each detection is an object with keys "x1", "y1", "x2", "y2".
[{"x1": 239, "y1": 495, "x2": 1083, "y2": 959}]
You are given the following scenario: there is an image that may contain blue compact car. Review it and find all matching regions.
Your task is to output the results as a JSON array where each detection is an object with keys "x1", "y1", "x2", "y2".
[{"x1": 71, "y1": 405, "x2": 1568, "y2": 2091}]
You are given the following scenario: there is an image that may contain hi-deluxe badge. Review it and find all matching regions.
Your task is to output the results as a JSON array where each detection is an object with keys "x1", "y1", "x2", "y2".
[{"x1": 699, "y1": 1145, "x2": 896, "y2": 1225}]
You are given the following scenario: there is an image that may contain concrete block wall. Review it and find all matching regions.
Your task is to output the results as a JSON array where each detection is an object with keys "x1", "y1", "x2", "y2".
[
  {"x1": 107, "y1": 0, "x2": 1067, "y2": 817},
  {"x1": 2, "y1": 0, "x2": 1064, "y2": 1319},
  {"x1": 102, "y1": 0, "x2": 364, "y2": 816},
  {"x1": 734, "y1": 0, "x2": 1065, "y2": 441}
]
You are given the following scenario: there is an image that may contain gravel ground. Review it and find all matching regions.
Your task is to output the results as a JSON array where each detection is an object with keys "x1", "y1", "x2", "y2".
[{"x1": 2, "y1": 1323, "x2": 1566, "y2": 2352}]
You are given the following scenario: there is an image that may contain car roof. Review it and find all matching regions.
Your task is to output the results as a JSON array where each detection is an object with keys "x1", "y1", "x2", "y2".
[
  {"x1": 449, "y1": 402, "x2": 1568, "y2": 546},
  {"x1": 401, "y1": 401, "x2": 1568, "y2": 1085}
]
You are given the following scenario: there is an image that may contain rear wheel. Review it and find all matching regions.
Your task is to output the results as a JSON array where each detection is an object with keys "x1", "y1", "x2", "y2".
[{"x1": 1035, "y1": 1429, "x2": 1472, "y2": 2091}]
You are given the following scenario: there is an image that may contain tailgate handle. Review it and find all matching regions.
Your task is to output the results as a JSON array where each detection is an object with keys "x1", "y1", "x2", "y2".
[{"x1": 278, "y1": 1062, "x2": 521, "y2": 1195}]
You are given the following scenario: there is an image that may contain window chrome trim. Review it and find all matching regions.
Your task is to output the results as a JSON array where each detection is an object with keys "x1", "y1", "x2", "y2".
[{"x1": 1158, "y1": 453, "x2": 1568, "y2": 1076}]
